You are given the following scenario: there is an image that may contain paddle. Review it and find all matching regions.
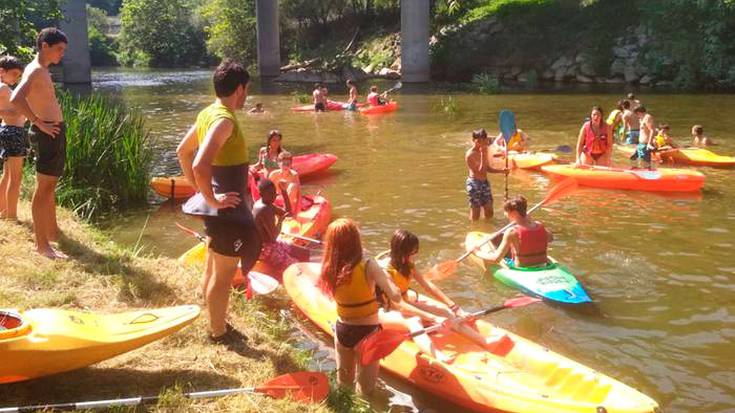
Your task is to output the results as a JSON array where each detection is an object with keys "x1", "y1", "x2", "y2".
[
  {"x1": 281, "y1": 232, "x2": 323, "y2": 245},
  {"x1": 355, "y1": 296, "x2": 541, "y2": 366},
  {"x1": 174, "y1": 223, "x2": 280, "y2": 295},
  {"x1": 499, "y1": 110, "x2": 516, "y2": 200},
  {"x1": 539, "y1": 145, "x2": 573, "y2": 154},
  {"x1": 0, "y1": 372, "x2": 329, "y2": 412},
  {"x1": 383, "y1": 81, "x2": 403, "y2": 96},
  {"x1": 425, "y1": 178, "x2": 578, "y2": 281}
]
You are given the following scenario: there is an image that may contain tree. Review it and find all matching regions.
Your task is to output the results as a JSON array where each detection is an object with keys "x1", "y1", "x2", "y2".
[
  {"x1": 0, "y1": 0, "x2": 61, "y2": 61},
  {"x1": 198, "y1": 0, "x2": 257, "y2": 65},
  {"x1": 87, "y1": 0, "x2": 123, "y2": 16},
  {"x1": 118, "y1": 0, "x2": 208, "y2": 67}
]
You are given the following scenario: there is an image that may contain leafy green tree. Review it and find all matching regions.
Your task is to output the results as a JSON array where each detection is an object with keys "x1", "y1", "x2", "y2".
[
  {"x1": 118, "y1": 0, "x2": 208, "y2": 67},
  {"x1": 198, "y1": 0, "x2": 257, "y2": 64},
  {"x1": 87, "y1": 0, "x2": 123, "y2": 16},
  {"x1": 0, "y1": 0, "x2": 62, "y2": 61}
]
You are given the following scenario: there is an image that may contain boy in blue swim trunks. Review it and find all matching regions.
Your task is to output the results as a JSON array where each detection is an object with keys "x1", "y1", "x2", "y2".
[{"x1": 465, "y1": 128, "x2": 508, "y2": 221}]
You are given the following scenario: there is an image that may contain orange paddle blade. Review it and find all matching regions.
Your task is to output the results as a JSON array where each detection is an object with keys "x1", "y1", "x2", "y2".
[
  {"x1": 256, "y1": 371, "x2": 329, "y2": 403},
  {"x1": 356, "y1": 329, "x2": 408, "y2": 366},
  {"x1": 423, "y1": 260, "x2": 458, "y2": 281},
  {"x1": 503, "y1": 296, "x2": 542, "y2": 308}
]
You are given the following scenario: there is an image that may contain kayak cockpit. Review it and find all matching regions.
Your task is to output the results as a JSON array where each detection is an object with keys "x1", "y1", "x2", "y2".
[{"x1": 0, "y1": 311, "x2": 31, "y2": 339}]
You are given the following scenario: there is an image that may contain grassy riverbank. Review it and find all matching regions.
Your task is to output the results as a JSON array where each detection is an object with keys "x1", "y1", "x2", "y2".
[{"x1": 0, "y1": 202, "x2": 368, "y2": 412}]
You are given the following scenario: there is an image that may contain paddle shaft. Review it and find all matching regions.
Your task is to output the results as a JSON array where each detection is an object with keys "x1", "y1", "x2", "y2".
[
  {"x1": 0, "y1": 386, "x2": 303, "y2": 413},
  {"x1": 283, "y1": 233, "x2": 323, "y2": 244},
  {"x1": 409, "y1": 303, "x2": 514, "y2": 339}
]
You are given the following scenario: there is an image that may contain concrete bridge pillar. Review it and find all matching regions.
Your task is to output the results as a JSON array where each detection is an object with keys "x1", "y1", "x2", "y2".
[
  {"x1": 60, "y1": 0, "x2": 91, "y2": 84},
  {"x1": 256, "y1": 0, "x2": 281, "y2": 77},
  {"x1": 401, "y1": 0, "x2": 430, "y2": 82}
]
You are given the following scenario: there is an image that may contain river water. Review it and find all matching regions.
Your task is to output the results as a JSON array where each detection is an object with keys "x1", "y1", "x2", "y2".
[{"x1": 95, "y1": 69, "x2": 735, "y2": 413}]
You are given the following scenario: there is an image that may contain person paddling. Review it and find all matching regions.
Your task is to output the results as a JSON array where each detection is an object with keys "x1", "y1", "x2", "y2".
[
  {"x1": 481, "y1": 196, "x2": 553, "y2": 268},
  {"x1": 318, "y1": 218, "x2": 401, "y2": 396},
  {"x1": 377, "y1": 230, "x2": 513, "y2": 357},
  {"x1": 366, "y1": 85, "x2": 387, "y2": 106},
  {"x1": 575, "y1": 106, "x2": 610, "y2": 166},
  {"x1": 176, "y1": 60, "x2": 262, "y2": 344}
]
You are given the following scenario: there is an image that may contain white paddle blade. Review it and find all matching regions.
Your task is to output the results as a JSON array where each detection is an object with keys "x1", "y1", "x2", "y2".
[{"x1": 248, "y1": 272, "x2": 279, "y2": 295}]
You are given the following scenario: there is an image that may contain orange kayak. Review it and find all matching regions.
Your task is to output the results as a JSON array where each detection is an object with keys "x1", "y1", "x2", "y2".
[
  {"x1": 616, "y1": 145, "x2": 735, "y2": 168},
  {"x1": 0, "y1": 306, "x2": 199, "y2": 384},
  {"x1": 490, "y1": 151, "x2": 558, "y2": 170},
  {"x1": 360, "y1": 101, "x2": 398, "y2": 115},
  {"x1": 541, "y1": 164, "x2": 705, "y2": 192},
  {"x1": 150, "y1": 153, "x2": 338, "y2": 199},
  {"x1": 178, "y1": 195, "x2": 331, "y2": 284},
  {"x1": 284, "y1": 263, "x2": 659, "y2": 413}
]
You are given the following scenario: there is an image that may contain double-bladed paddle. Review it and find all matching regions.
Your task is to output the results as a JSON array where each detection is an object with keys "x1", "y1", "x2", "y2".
[
  {"x1": 425, "y1": 178, "x2": 578, "y2": 281},
  {"x1": 499, "y1": 110, "x2": 517, "y2": 200},
  {"x1": 0, "y1": 371, "x2": 329, "y2": 412},
  {"x1": 355, "y1": 296, "x2": 541, "y2": 366}
]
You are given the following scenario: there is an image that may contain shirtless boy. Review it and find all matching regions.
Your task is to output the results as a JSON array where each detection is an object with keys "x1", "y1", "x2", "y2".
[
  {"x1": 0, "y1": 56, "x2": 26, "y2": 222},
  {"x1": 268, "y1": 151, "x2": 301, "y2": 215},
  {"x1": 313, "y1": 83, "x2": 326, "y2": 112},
  {"x1": 633, "y1": 106, "x2": 655, "y2": 169},
  {"x1": 11, "y1": 28, "x2": 68, "y2": 259},
  {"x1": 692, "y1": 125, "x2": 715, "y2": 146},
  {"x1": 346, "y1": 79, "x2": 358, "y2": 111},
  {"x1": 465, "y1": 128, "x2": 508, "y2": 221},
  {"x1": 621, "y1": 100, "x2": 638, "y2": 145}
]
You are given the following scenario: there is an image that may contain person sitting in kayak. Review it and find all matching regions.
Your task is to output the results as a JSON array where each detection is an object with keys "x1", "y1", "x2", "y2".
[
  {"x1": 377, "y1": 229, "x2": 514, "y2": 357},
  {"x1": 252, "y1": 179, "x2": 309, "y2": 282},
  {"x1": 367, "y1": 85, "x2": 387, "y2": 106},
  {"x1": 575, "y1": 105, "x2": 610, "y2": 166},
  {"x1": 606, "y1": 100, "x2": 625, "y2": 142},
  {"x1": 251, "y1": 129, "x2": 284, "y2": 179},
  {"x1": 466, "y1": 128, "x2": 508, "y2": 221},
  {"x1": 268, "y1": 151, "x2": 301, "y2": 214},
  {"x1": 482, "y1": 195, "x2": 553, "y2": 268},
  {"x1": 492, "y1": 124, "x2": 529, "y2": 153},
  {"x1": 318, "y1": 218, "x2": 402, "y2": 396},
  {"x1": 247, "y1": 102, "x2": 264, "y2": 114},
  {"x1": 655, "y1": 124, "x2": 677, "y2": 150},
  {"x1": 692, "y1": 125, "x2": 715, "y2": 146},
  {"x1": 346, "y1": 79, "x2": 358, "y2": 111},
  {"x1": 313, "y1": 83, "x2": 326, "y2": 112}
]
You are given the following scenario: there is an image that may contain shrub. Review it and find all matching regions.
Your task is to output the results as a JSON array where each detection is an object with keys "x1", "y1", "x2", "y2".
[
  {"x1": 472, "y1": 72, "x2": 500, "y2": 94},
  {"x1": 198, "y1": 0, "x2": 257, "y2": 65}
]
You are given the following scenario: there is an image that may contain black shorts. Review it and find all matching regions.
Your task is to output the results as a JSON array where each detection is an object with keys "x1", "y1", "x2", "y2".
[
  {"x1": 0, "y1": 125, "x2": 29, "y2": 159},
  {"x1": 29, "y1": 123, "x2": 66, "y2": 177},
  {"x1": 335, "y1": 320, "x2": 381, "y2": 348},
  {"x1": 204, "y1": 215, "x2": 262, "y2": 271},
  {"x1": 315, "y1": 102, "x2": 326, "y2": 112}
]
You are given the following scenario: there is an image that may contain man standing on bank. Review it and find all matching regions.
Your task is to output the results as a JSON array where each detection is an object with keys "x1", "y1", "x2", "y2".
[
  {"x1": 11, "y1": 28, "x2": 68, "y2": 259},
  {"x1": 177, "y1": 60, "x2": 262, "y2": 344}
]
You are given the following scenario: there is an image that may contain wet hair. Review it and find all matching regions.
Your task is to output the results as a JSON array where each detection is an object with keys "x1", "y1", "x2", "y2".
[
  {"x1": 0, "y1": 56, "x2": 23, "y2": 71},
  {"x1": 370, "y1": 85, "x2": 378, "y2": 92},
  {"x1": 634, "y1": 105, "x2": 647, "y2": 114},
  {"x1": 658, "y1": 123, "x2": 670, "y2": 131},
  {"x1": 472, "y1": 128, "x2": 488, "y2": 140},
  {"x1": 255, "y1": 102, "x2": 262, "y2": 107},
  {"x1": 278, "y1": 150, "x2": 292, "y2": 161},
  {"x1": 622, "y1": 100, "x2": 631, "y2": 110},
  {"x1": 692, "y1": 125, "x2": 704, "y2": 135},
  {"x1": 503, "y1": 195, "x2": 528, "y2": 217},
  {"x1": 389, "y1": 229, "x2": 419, "y2": 278},
  {"x1": 319, "y1": 219, "x2": 363, "y2": 296},
  {"x1": 627, "y1": 92, "x2": 635, "y2": 100},
  {"x1": 36, "y1": 28, "x2": 68, "y2": 50},
  {"x1": 213, "y1": 59, "x2": 250, "y2": 98},
  {"x1": 266, "y1": 129, "x2": 283, "y2": 154}
]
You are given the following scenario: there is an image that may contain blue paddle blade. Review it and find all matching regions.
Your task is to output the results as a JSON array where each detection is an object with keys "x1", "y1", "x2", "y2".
[{"x1": 499, "y1": 110, "x2": 516, "y2": 143}]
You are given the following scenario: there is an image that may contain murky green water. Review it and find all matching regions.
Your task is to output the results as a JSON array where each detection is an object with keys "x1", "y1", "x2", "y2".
[{"x1": 96, "y1": 69, "x2": 735, "y2": 413}]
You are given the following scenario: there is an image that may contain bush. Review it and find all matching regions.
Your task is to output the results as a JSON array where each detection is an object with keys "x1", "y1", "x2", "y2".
[
  {"x1": 88, "y1": 26, "x2": 117, "y2": 66},
  {"x1": 472, "y1": 72, "x2": 500, "y2": 94},
  {"x1": 54, "y1": 91, "x2": 153, "y2": 220},
  {"x1": 0, "y1": 0, "x2": 61, "y2": 61},
  {"x1": 118, "y1": 0, "x2": 209, "y2": 67},
  {"x1": 198, "y1": 0, "x2": 257, "y2": 64}
]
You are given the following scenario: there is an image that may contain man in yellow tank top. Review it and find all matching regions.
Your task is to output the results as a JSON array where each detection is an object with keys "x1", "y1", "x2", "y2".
[{"x1": 177, "y1": 60, "x2": 261, "y2": 345}]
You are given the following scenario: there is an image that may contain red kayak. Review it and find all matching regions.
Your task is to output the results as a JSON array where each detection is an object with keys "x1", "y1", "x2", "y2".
[
  {"x1": 291, "y1": 100, "x2": 363, "y2": 112},
  {"x1": 150, "y1": 153, "x2": 338, "y2": 199},
  {"x1": 360, "y1": 101, "x2": 399, "y2": 115}
]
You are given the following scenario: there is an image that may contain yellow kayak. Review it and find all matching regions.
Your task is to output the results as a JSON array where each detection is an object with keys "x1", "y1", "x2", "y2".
[
  {"x1": 284, "y1": 263, "x2": 660, "y2": 413},
  {"x1": 0, "y1": 305, "x2": 200, "y2": 384}
]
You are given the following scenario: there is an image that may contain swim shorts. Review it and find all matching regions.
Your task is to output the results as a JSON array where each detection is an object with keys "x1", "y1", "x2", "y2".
[
  {"x1": 636, "y1": 143, "x2": 652, "y2": 163},
  {"x1": 625, "y1": 129, "x2": 640, "y2": 145},
  {"x1": 466, "y1": 178, "x2": 492, "y2": 208},
  {"x1": 29, "y1": 123, "x2": 66, "y2": 177},
  {"x1": 0, "y1": 125, "x2": 29, "y2": 159},
  {"x1": 347, "y1": 101, "x2": 357, "y2": 111},
  {"x1": 315, "y1": 102, "x2": 326, "y2": 112},
  {"x1": 204, "y1": 215, "x2": 262, "y2": 270},
  {"x1": 258, "y1": 240, "x2": 308, "y2": 282}
]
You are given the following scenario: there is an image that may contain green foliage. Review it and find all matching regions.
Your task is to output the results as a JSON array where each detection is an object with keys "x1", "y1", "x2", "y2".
[
  {"x1": 55, "y1": 91, "x2": 152, "y2": 220},
  {"x1": 434, "y1": 95, "x2": 460, "y2": 116},
  {"x1": 325, "y1": 371, "x2": 374, "y2": 413},
  {"x1": 118, "y1": 0, "x2": 208, "y2": 67},
  {"x1": 472, "y1": 72, "x2": 500, "y2": 94},
  {"x1": 0, "y1": 0, "x2": 62, "y2": 61},
  {"x1": 87, "y1": 6, "x2": 117, "y2": 66},
  {"x1": 197, "y1": 0, "x2": 257, "y2": 65},
  {"x1": 87, "y1": 0, "x2": 123, "y2": 16},
  {"x1": 291, "y1": 91, "x2": 311, "y2": 104}
]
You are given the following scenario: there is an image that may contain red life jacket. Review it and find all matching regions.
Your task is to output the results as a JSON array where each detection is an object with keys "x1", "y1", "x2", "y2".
[
  {"x1": 512, "y1": 222, "x2": 548, "y2": 267},
  {"x1": 583, "y1": 121, "x2": 608, "y2": 156},
  {"x1": 367, "y1": 92, "x2": 381, "y2": 106}
]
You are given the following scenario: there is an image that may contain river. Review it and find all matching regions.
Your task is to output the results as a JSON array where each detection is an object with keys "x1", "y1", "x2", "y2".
[{"x1": 95, "y1": 68, "x2": 735, "y2": 413}]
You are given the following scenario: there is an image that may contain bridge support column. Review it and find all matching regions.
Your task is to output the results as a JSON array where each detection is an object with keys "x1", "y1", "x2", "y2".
[
  {"x1": 401, "y1": 0, "x2": 430, "y2": 83},
  {"x1": 256, "y1": 0, "x2": 281, "y2": 77},
  {"x1": 60, "y1": 0, "x2": 91, "y2": 84}
]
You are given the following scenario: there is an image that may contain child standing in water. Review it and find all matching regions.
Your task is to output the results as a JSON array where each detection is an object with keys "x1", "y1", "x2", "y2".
[
  {"x1": 0, "y1": 56, "x2": 27, "y2": 222},
  {"x1": 465, "y1": 128, "x2": 507, "y2": 221},
  {"x1": 346, "y1": 79, "x2": 358, "y2": 111},
  {"x1": 692, "y1": 125, "x2": 715, "y2": 146}
]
